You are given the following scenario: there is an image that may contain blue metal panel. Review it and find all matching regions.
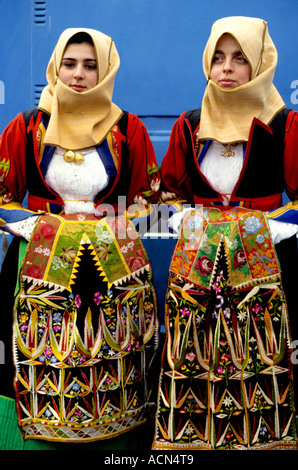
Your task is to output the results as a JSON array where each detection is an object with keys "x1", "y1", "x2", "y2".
[
  {"x1": 1, "y1": 0, "x2": 298, "y2": 162},
  {"x1": 0, "y1": 0, "x2": 31, "y2": 131}
]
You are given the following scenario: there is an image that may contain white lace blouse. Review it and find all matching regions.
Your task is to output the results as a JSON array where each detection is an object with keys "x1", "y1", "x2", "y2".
[
  {"x1": 199, "y1": 140, "x2": 243, "y2": 206},
  {"x1": 45, "y1": 147, "x2": 109, "y2": 214},
  {"x1": 7, "y1": 146, "x2": 109, "y2": 240}
]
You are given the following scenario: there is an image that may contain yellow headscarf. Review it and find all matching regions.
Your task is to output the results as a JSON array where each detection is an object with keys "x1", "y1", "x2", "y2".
[
  {"x1": 38, "y1": 28, "x2": 123, "y2": 150},
  {"x1": 198, "y1": 16, "x2": 285, "y2": 144}
]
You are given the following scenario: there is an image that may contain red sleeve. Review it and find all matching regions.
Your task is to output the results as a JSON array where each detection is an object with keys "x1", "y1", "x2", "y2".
[
  {"x1": 160, "y1": 112, "x2": 193, "y2": 203},
  {"x1": 0, "y1": 112, "x2": 28, "y2": 206},
  {"x1": 284, "y1": 110, "x2": 298, "y2": 201},
  {"x1": 125, "y1": 114, "x2": 160, "y2": 205}
]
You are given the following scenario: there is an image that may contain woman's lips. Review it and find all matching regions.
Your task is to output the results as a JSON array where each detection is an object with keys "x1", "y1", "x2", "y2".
[
  {"x1": 70, "y1": 84, "x2": 86, "y2": 92},
  {"x1": 218, "y1": 79, "x2": 236, "y2": 87}
]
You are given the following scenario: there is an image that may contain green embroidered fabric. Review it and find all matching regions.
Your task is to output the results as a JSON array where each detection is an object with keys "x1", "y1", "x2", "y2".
[
  {"x1": 0, "y1": 395, "x2": 154, "y2": 450},
  {"x1": 153, "y1": 207, "x2": 297, "y2": 450},
  {"x1": 13, "y1": 213, "x2": 159, "y2": 443}
]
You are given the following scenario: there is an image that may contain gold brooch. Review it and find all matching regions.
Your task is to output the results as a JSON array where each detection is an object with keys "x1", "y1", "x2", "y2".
[
  {"x1": 63, "y1": 150, "x2": 84, "y2": 165},
  {"x1": 221, "y1": 143, "x2": 236, "y2": 157}
]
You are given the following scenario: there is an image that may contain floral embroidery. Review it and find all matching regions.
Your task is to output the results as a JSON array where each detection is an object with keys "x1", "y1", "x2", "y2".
[
  {"x1": 243, "y1": 215, "x2": 263, "y2": 234},
  {"x1": 194, "y1": 255, "x2": 213, "y2": 275},
  {"x1": 153, "y1": 208, "x2": 297, "y2": 451},
  {"x1": 233, "y1": 249, "x2": 246, "y2": 269},
  {"x1": 14, "y1": 213, "x2": 159, "y2": 442}
]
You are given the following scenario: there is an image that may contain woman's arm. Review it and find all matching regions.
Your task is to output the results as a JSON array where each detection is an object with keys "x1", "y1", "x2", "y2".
[
  {"x1": 0, "y1": 112, "x2": 40, "y2": 235},
  {"x1": 159, "y1": 112, "x2": 194, "y2": 204},
  {"x1": 125, "y1": 113, "x2": 160, "y2": 206}
]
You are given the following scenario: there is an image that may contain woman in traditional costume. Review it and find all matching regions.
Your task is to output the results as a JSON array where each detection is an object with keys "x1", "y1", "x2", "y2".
[
  {"x1": 153, "y1": 16, "x2": 298, "y2": 450},
  {"x1": 0, "y1": 28, "x2": 160, "y2": 449}
]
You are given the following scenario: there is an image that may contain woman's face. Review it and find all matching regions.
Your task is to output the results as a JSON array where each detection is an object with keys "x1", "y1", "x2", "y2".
[
  {"x1": 210, "y1": 34, "x2": 251, "y2": 89},
  {"x1": 59, "y1": 41, "x2": 98, "y2": 92}
]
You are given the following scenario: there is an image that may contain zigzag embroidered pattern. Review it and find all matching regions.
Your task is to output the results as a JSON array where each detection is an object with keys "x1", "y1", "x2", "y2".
[
  {"x1": 152, "y1": 208, "x2": 297, "y2": 450},
  {"x1": 14, "y1": 213, "x2": 158, "y2": 442}
]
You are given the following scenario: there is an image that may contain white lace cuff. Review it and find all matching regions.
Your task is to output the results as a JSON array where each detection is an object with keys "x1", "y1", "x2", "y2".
[
  {"x1": 268, "y1": 219, "x2": 298, "y2": 244},
  {"x1": 167, "y1": 208, "x2": 193, "y2": 233},
  {"x1": 7, "y1": 216, "x2": 39, "y2": 241}
]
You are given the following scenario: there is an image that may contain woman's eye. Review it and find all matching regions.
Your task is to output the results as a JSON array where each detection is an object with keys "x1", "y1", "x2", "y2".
[
  {"x1": 236, "y1": 55, "x2": 247, "y2": 63},
  {"x1": 85, "y1": 64, "x2": 97, "y2": 70},
  {"x1": 62, "y1": 62, "x2": 74, "y2": 68}
]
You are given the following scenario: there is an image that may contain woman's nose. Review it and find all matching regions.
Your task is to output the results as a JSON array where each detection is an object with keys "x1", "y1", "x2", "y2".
[
  {"x1": 73, "y1": 65, "x2": 84, "y2": 79},
  {"x1": 223, "y1": 57, "x2": 233, "y2": 72}
]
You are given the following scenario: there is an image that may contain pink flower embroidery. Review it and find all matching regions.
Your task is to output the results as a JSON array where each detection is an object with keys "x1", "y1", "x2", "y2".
[
  {"x1": 94, "y1": 292, "x2": 101, "y2": 305},
  {"x1": 40, "y1": 224, "x2": 55, "y2": 240},
  {"x1": 128, "y1": 257, "x2": 144, "y2": 272},
  {"x1": 27, "y1": 264, "x2": 42, "y2": 278},
  {"x1": 216, "y1": 365, "x2": 225, "y2": 375},
  {"x1": 75, "y1": 295, "x2": 81, "y2": 308},
  {"x1": 233, "y1": 250, "x2": 247, "y2": 269},
  {"x1": 186, "y1": 352, "x2": 196, "y2": 362},
  {"x1": 195, "y1": 256, "x2": 213, "y2": 276}
]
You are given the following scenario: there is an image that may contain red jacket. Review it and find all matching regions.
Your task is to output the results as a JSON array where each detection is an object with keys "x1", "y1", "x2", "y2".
[
  {"x1": 0, "y1": 109, "x2": 160, "y2": 227},
  {"x1": 160, "y1": 108, "x2": 298, "y2": 212}
]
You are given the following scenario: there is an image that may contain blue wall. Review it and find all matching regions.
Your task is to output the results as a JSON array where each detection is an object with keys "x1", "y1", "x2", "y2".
[{"x1": 1, "y1": 0, "x2": 298, "y2": 164}]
